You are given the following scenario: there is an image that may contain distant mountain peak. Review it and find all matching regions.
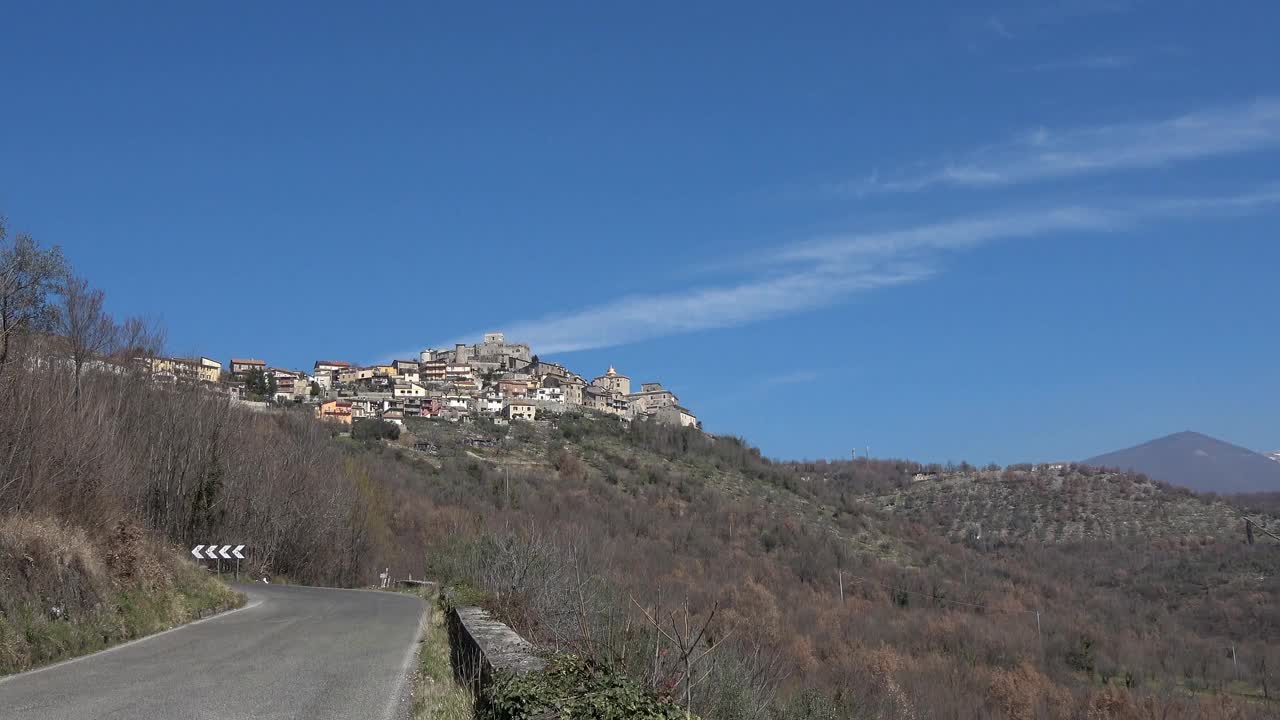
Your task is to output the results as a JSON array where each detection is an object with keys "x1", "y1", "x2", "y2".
[
  {"x1": 1163, "y1": 430, "x2": 1216, "y2": 442},
  {"x1": 1083, "y1": 431, "x2": 1280, "y2": 493}
]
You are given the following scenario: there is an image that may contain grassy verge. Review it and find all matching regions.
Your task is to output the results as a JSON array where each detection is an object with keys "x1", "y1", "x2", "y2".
[
  {"x1": 0, "y1": 516, "x2": 245, "y2": 676},
  {"x1": 412, "y1": 603, "x2": 474, "y2": 720},
  {"x1": 0, "y1": 570, "x2": 243, "y2": 675}
]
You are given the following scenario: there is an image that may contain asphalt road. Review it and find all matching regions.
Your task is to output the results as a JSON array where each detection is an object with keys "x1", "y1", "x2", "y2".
[{"x1": 0, "y1": 583, "x2": 426, "y2": 720}]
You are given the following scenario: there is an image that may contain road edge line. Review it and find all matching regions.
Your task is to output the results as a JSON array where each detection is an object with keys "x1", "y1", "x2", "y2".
[
  {"x1": 383, "y1": 597, "x2": 430, "y2": 720},
  {"x1": 0, "y1": 598, "x2": 264, "y2": 685}
]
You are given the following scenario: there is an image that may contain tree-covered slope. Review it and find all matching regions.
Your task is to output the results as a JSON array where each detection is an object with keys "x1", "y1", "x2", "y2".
[{"x1": 390, "y1": 413, "x2": 1280, "y2": 719}]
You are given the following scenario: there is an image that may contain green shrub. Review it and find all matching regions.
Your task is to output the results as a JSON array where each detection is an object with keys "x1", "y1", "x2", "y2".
[
  {"x1": 1066, "y1": 635, "x2": 1096, "y2": 674},
  {"x1": 481, "y1": 654, "x2": 692, "y2": 720},
  {"x1": 353, "y1": 419, "x2": 401, "y2": 442}
]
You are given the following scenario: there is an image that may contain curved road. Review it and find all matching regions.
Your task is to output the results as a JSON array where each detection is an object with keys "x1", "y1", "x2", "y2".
[{"x1": 0, "y1": 584, "x2": 425, "y2": 720}]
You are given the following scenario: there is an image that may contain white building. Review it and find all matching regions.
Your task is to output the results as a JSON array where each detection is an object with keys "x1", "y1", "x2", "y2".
[
  {"x1": 313, "y1": 360, "x2": 351, "y2": 391},
  {"x1": 445, "y1": 365, "x2": 475, "y2": 383},
  {"x1": 535, "y1": 386, "x2": 565, "y2": 404},
  {"x1": 474, "y1": 395, "x2": 504, "y2": 414},
  {"x1": 393, "y1": 381, "x2": 427, "y2": 398}
]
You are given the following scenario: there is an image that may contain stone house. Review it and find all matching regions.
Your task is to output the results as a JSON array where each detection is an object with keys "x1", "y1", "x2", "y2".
[
  {"x1": 504, "y1": 399, "x2": 537, "y2": 422},
  {"x1": 628, "y1": 382, "x2": 679, "y2": 415},
  {"x1": 654, "y1": 405, "x2": 699, "y2": 428},
  {"x1": 540, "y1": 374, "x2": 585, "y2": 406},
  {"x1": 229, "y1": 358, "x2": 266, "y2": 378}
]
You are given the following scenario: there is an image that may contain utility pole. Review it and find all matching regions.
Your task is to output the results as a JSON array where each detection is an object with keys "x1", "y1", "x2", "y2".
[
  {"x1": 838, "y1": 569, "x2": 844, "y2": 604},
  {"x1": 501, "y1": 434, "x2": 511, "y2": 508},
  {"x1": 1231, "y1": 643, "x2": 1239, "y2": 682},
  {"x1": 1035, "y1": 610, "x2": 1043, "y2": 665}
]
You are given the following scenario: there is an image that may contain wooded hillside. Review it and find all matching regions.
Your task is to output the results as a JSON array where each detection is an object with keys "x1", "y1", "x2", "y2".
[
  {"x1": 3, "y1": 221, "x2": 1278, "y2": 717},
  {"x1": 392, "y1": 415, "x2": 1280, "y2": 719}
]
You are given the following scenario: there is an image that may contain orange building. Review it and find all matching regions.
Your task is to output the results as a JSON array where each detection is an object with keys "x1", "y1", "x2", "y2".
[{"x1": 315, "y1": 399, "x2": 353, "y2": 425}]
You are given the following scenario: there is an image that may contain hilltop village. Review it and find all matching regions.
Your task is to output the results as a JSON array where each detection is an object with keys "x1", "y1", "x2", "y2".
[{"x1": 139, "y1": 332, "x2": 699, "y2": 429}]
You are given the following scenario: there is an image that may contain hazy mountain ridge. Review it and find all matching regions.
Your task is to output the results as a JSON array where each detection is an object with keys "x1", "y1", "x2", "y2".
[{"x1": 1083, "y1": 430, "x2": 1280, "y2": 493}]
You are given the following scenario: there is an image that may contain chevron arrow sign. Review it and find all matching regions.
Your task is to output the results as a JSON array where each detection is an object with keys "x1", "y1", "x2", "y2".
[{"x1": 191, "y1": 544, "x2": 247, "y2": 560}]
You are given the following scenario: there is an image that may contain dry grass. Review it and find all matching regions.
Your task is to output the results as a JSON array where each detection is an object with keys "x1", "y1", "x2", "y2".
[
  {"x1": 411, "y1": 604, "x2": 473, "y2": 720},
  {"x1": 0, "y1": 515, "x2": 106, "y2": 610},
  {"x1": 0, "y1": 514, "x2": 243, "y2": 675}
]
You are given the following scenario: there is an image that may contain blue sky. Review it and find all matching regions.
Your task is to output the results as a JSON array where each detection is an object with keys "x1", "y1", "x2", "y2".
[{"x1": 2, "y1": 1, "x2": 1278, "y2": 464}]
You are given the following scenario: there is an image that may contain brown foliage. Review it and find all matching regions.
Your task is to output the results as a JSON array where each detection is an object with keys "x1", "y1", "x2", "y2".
[
  {"x1": 0, "y1": 515, "x2": 106, "y2": 617},
  {"x1": 3, "y1": 226, "x2": 1278, "y2": 718},
  {"x1": 400, "y1": 416, "x2": 1280, "y2": 719}
]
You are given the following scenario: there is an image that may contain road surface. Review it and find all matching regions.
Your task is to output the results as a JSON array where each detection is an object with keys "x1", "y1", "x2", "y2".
[{"x1": 0, "y1": 583, "x2": 425, "y2": 720}]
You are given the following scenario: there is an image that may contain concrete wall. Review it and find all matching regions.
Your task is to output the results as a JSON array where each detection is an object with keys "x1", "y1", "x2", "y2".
[{"x1": 447, "y1": 605, "x2": 544, "y2": 696}]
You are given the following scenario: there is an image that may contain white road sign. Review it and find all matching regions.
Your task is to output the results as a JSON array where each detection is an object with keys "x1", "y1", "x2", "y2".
[{"x1": 191, "y1": 544, "x2": 246, "y2": 560}]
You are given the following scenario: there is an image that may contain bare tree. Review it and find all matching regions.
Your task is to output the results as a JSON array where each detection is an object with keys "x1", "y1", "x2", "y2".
[
  {"x1": 634, "y1": 592, "x2": 735, "y2": 715},
  {"x1": 54, "y1": 274, "x2": 118, "y2": 406},
  {"x1": 114, "y1": 315, "x2": 166, "y2": 364},
  {"x1": 0, "y1": 219, "x2": 67, "y2": 380}
]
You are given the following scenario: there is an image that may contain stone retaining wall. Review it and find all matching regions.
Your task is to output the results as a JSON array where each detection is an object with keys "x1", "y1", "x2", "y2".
[{"x1": 446, "y1": 605, "x2": 544, "y2": 694}]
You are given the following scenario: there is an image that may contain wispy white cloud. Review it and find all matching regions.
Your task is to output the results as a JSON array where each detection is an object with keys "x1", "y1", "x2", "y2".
[
  {"x1": 448, "y1": 186, "x2": 1280, "y2": 356},
  {"x1": 789, "y1": 186, "x2": 1280, "y2": 265},
  {"x1": 982, "y1": 0, "x2": 1138, "y2": 39},
  {"x1": 986, "y1": 17, "x2": 1014, "y2": 39},
  {"x1": 1140, "y1": 184, "x2": 1280, "y2": 215},
  {"x1": 491, "y1": 263, "x2": 934, "y2": 355},
  {"x1": 1022, "y1": 54, "x2": 1135, "y2": 72},
  {"x1": 776, "y1": 206, "x2": 1123, "y2": 266},
  {"x1": 852, "y1": 98, "x2": 1280, "y2": 194}
]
